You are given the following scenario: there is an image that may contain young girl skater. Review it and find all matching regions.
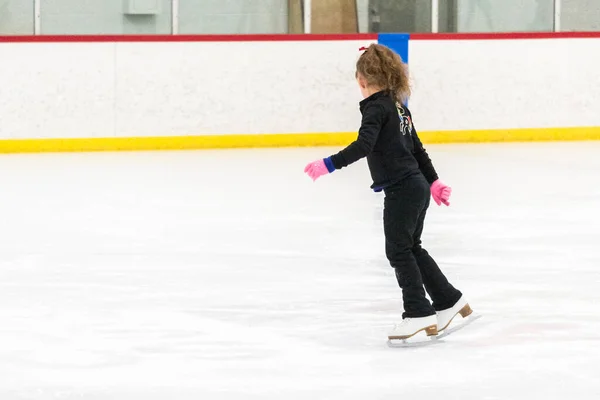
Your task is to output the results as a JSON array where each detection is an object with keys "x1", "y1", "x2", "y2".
[{"x1": 304, "y1": 43, "x2": 473, "y2": 340}]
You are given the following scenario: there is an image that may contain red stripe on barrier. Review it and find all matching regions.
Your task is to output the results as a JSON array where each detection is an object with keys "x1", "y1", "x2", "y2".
[
  {"x1": 411, "y1": 31, "x2": 600, "y2": 40},
  {"x1": 0, "y1": 33, "x2": 378, "y2": 43}
]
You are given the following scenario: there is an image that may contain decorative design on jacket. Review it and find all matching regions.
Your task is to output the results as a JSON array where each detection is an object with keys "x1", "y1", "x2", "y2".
[{"x1": 396, "y1": 104, "x2": 413, "y2": 136}]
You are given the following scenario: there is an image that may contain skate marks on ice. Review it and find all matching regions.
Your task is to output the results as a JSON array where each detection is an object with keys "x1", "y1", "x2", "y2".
[{"x1": 387, "y1": 313, "x2": 483, "y2": 348}]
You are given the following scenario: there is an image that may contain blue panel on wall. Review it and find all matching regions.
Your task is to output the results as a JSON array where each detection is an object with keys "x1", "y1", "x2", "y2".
[
  {"x1": 377, "y1": 33, "x2": 410, "y2": 64},
  {"x1": 377, "y1": 33, "x2": 410, "y2": 105}
]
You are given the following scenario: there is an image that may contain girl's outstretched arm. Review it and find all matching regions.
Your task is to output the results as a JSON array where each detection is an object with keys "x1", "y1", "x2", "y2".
[
  {"x1": 304, "y1": 103, "x2": 384, "y2": 181},
  {"x1": 328, "y1": 103, "x2": 384, "y2": 170}
]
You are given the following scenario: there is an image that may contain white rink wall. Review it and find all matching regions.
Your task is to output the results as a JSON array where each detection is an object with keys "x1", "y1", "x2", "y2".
[
  {"x1": 0, "y1": 36, "x2": 599, "y2": 141},
  {"x1": 408, "y1": 38, "x2": 600, "y2": 131},
  {"x1": 0, "y1": 39, "x2": 375, "y2": 140}
]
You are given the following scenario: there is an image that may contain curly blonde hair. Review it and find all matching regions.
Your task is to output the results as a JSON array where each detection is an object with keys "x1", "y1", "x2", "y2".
[{"x1": 356, "y1": 43, "x2": 411, "y2": 104}]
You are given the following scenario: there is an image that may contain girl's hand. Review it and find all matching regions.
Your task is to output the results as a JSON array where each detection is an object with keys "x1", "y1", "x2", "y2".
[
  {"x1": 431, "y1": 179, "x2": 452, "y2": 206},
  {"x1": 304, "y1": 158, "x2": 334, "y2": 181}
]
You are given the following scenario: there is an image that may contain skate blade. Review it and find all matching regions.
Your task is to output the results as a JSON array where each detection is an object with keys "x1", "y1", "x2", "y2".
[
  {"x1": 437, "y1": 313, "x2": 483, "y2": 340},
  {"x1": 387, "y1": 325, "x2": 441, "y2": 348},
  {"x1": 387, "y1": 335, "x2": 441, "y2": 348}
]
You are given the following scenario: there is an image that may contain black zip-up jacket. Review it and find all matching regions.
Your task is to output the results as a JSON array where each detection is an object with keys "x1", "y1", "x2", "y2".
[{"x1": 326, "y1": 90, "x2": 438, "y2": 191}]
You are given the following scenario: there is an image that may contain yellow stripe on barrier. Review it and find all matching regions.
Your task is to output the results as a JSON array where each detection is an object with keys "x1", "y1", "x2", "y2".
[
  {"x1": 420, "y1": 127, "x2": 600, "y2": 143},
  {"x1": 0, "y1": 133, "x2": 357, "y2": 153},
  {"x1": 0, "y1": 127, "x2": 599, "y2": 153}
]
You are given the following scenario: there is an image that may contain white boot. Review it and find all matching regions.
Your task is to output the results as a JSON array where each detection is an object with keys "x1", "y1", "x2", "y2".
[
  {"x1": 388, "y1": 315, "x2": 438, "y2": 340},
  {"x1": 436, "y1": 296, "x2": 473, "y2": 332}
]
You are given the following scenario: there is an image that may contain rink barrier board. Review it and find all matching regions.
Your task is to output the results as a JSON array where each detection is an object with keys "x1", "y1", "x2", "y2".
[
  {"x1": 1, "y1": 32, "x2": 600, "y2": 152},
  {"x1": 1, "y1": 127, "x2": 599, "y2": 153}
]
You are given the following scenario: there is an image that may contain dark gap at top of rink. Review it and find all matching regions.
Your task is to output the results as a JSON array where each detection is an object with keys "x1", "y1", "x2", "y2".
[
  {"x1": 1, "y1": 32, "x2": 599, "y2": 43},
  {"x1": 411, "y1": 32, "x2": 600, "y2": 40},
  {"x1": 0, "y1": 34, "x2": 378, "y2": 43}
]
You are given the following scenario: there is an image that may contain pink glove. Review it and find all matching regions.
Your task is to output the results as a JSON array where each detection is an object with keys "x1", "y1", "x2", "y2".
[
  {"x1": 431, "y1": 179, "x2": 452, "y2": 206},
  {"x1": 304, "y1": 158, "x2": 334, "y2": 181}
]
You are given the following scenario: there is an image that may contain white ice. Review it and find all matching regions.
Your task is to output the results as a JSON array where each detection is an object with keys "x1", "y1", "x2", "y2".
[{"x1": 0, "y1": 142, "x2": 599, "y2": 399}]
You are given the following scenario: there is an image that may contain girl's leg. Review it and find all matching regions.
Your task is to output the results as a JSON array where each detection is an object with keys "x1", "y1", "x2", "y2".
[
  {"x1": 412, "y1": 178, "x2": 463, "y2": 311},
  {"x1": 383, "y1": 179, "x2": 435, "y2": 319}
]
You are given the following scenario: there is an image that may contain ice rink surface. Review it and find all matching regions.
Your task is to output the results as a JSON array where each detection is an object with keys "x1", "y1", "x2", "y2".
[{"x1": 0, "y1": 142, "x2": 599, "y2": 399}]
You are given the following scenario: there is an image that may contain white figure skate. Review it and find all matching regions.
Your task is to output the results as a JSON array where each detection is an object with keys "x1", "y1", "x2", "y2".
[
  {"x1": 387, "y1": 315, "x2": 438, "y2": 347},
  {"x1": 435, "y1": 296, "x2": 482, "y2": 339},
  {"x1": 437, "y1": 296, "x2": 472, "y2": 332}
]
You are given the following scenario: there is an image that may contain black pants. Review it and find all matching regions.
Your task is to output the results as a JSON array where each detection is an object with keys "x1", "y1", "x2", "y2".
[{"x1": 383, "y1": 174, "x2": 462, "y2": 319}]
